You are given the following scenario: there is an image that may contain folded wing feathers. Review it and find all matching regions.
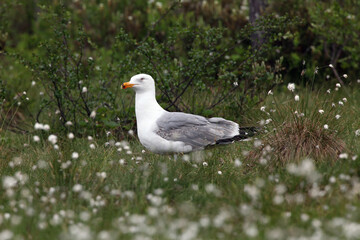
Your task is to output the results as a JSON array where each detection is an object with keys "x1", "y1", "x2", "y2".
[{"x1": 156, "y1": 112, "x2": 256, "y2": 150}]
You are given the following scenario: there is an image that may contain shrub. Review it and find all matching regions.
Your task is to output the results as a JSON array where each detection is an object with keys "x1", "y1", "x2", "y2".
[
  {"x1": 3, "y1": 2, "x2": 298, "y2": 136},
  {"x1": 112, "y1": 15, "x2": 296, "y2": 117},
  {"x1": 8, "y1": 5, "x2": 125, "y2": 136}
]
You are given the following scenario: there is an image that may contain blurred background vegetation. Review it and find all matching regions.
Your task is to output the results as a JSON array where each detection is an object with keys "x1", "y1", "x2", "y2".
[{"x1": 0, "y1": 0, "x2": 359, "y2": 137}]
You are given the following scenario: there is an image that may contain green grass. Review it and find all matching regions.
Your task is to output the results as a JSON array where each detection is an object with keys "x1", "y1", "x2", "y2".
[{"x1": 1, "y1": 86, "x2": 360, "y2": 239}]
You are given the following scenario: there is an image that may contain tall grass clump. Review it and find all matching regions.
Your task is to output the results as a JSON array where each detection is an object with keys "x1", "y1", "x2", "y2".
[{"x1": 248, "y1": 67, "x2": 355, "y2": 165}]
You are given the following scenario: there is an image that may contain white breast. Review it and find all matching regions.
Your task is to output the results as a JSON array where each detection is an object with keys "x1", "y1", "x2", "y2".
[{"x1": 134, "y1": 85, "x2": 193, "y2": 153}]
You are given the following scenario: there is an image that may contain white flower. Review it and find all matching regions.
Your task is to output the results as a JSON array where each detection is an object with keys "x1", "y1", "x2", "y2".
[
  {"x1": 71, "y1": 152, "x2": 79, "y2": 159},
  {"x1": 301, "y1": 213, "x2": 310, "y2": 222},
  {"x1": 2, "y1": 176, "x2": 17, "y2": 189},
  {"x1": 329, "y1": 64, "x2": 334, "y2": 68},
  {"x1": 335, "y1": 114, "x2": 341, "y2": 119},
  {"x1": 65, "y1": 121, "x2": 73, "y2": 126},
  {"x1": 327, "y1": 89, "x2": 331, "y2": 94},
  {"x1": 234, "y1": 158, "x2": 242, "y2": 167},
  {"x1": 34, "y1": 123, "x2": 43, "y2": 130},
  {"x1": 155, "y1": 1, "x2": 163, "y2": 8},
  {"x1": 329, "y1": 176, "x2": 336, "y2": 183},
  {"x1": 68, "y1": 133, "x2": 74, "y2": 139},
  {"x1": 324, "y1": 124, "x2": 329, "y2": 130},
  {"x1": 90, "y1": 110, "x2": 96, "y2": 119},
  {"x1": 0, "y1": 230, "x2": 14, "y2": 240},
  {"x1": 343, "y1": 74, "x2": 348, "y2": 78},
  {"x1": 347, "y1": 14, "x2": 355, "y2": 20},
  {"x1": 260, "y1": 106, "x2": 266, "y2": 112},
  {"x1": 318, "y1": 109, "x2": 324, "y2": 114},
  {"x1": 244, "y1": 223, "x2": 258, "y2": 237},
  {"x1": 244, "y1": 184, "x2": 259, "y2": 200},
  {"x1": 314, "y1": 67, "x2": 319, "y2": 74},
  {"x1": 273, "y1": 195, "x2": 284, "y2": 205},
  {"x1": 87, "y1": 136, "x2": 93, "y2": 141},
  {"x1": 342, "y1": 98, "x2": 347, "y2": 102},
  {"x1": 287, "y1": 158, "x2": 320, "y2": 182},
  {"x1": 336, "y1": 83, "x2": 341, "y2": 88},
  {"x1": 339, "y1": 153, "x2": 348, "y2": 159},
  {"x1": 88, "y1": 57, "x2": 93, "y2": 61},
  {"x1": 97, "y1": 172, "x2": 107, "y2": 179},
  {"x1": 203, "y1": 162, "x2": 208, "y2": 167},
  {"x1": 217, "y1": 170, "x2": 222, "y2": 175},
  {"x1": 294, "y1": 95, "x2": 300, "y2": 101},
  {"x1": 265, "y1": 119, "x2": 272, "y2": 124},
  {"x1": 48, "y1": 135, "x2": 57, "y2": 144},
  {"x1": 72, "y1": 184, "x2": 83, "y2": 192},
  {"x1": 33, "y1": 135, "x2": 40, "y2": 142},
  {"x1": 89, "y1": 144, "x2": 95, "y2": 149},
  {"x1": 82, "y1": 87, "x2": 88, "y2": 93},
  {"x1": 31, "y1": 81, "x2": 36, "y2": 86},
  {"x1": 35, "y1": 122, "x2": 50, "y2": 131},
  {"x1": 338, "y1": 101, "x2": 344, "y2": 106},
  {"x1": 61, "y1": 161, "x2": 71, "y2": 169},
  {"x1": 355, "y1": 129, "x2": 360, "y2": 136},
  {"x1": 267, "y1": 90, "x2": 273, "y2": 95},
  {"x1": 254, "y1": 140, "x2": 262, "y2": 148},
  {"x1": 233, "y1": 81, "x2": 238, "y2": 87},
  {"x1": 287, "y1": 83, "x2": 295, "y2": 92}
]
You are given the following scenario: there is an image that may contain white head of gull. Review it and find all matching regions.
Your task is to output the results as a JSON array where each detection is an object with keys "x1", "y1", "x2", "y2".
[{"x1": 121, "y1": 73, "x2": 255, "y2": 153}]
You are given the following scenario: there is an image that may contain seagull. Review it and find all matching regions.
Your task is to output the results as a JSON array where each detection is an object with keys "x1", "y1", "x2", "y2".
[{"x1": 121, "y1": 74, "x2": 256, "y2": 153}]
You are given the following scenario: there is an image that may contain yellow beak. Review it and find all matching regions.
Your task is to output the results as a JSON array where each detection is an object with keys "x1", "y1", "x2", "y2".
[{"x1": 121, "y1": 82, "x2": 137, "y2": 89}]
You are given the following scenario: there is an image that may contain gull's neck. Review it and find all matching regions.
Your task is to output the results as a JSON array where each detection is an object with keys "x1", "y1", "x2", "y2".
[{"x1": 135, "y1": 89, "x2": 165, "y2": 124}]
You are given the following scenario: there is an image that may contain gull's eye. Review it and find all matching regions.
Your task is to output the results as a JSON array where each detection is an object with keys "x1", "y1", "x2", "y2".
[{"x1": 140, "y1": 77, "x2": 145, "y2": 81}]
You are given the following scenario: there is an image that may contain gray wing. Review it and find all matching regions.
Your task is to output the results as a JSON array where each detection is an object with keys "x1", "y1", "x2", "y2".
[{"x1": 155, "y1": 112, "x2": 239, "y2": 150}]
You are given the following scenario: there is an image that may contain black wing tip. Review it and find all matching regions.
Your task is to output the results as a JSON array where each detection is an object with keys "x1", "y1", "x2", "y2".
[{"x1": 215, "y1": 126, "x2": 259, "y2": 145}]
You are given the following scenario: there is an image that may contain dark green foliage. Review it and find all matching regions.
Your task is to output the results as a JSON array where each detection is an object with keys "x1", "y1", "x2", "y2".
[
  {"x1": 267, "y1": 0, "x2": 360, "y2": 82},
  {"x1": 2, "y1": 0, "x2": 358, "y2": 136},
  {"x1": 113, "y1": 19, "x2": 287, "y2": 114},
  {"x1": 1, "y1": 1, "x2": 297, "y2": 136},
  {"x1": 308, "y1": 0, "x2": 360, "y2": 78}
]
